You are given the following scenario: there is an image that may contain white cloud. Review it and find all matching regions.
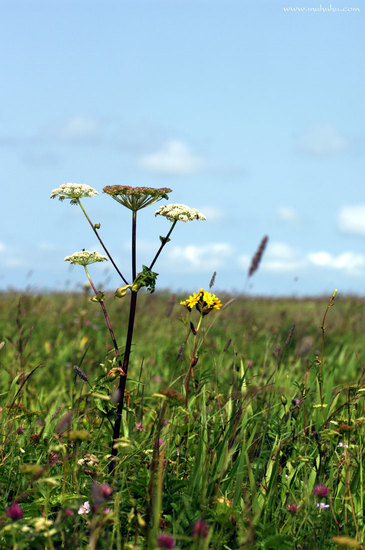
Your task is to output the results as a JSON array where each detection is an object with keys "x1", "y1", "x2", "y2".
[
  {"x1": 140, "y1": 140, "x2": 203, "y2": 175},
  {"x1": 308, "y1": 250, "x2": 365, "y2": 274},
  {"x1": 56, "y1": 116, "x2": 101, "y2": 141},
  {"x1": 308, "y1": 251, "x2": 332, "y2": 266},
  {"x1": 278, "y1": 207, "x2": 299, "y2": 224},
  {"x1": 296, "y1": 124, "x2": 350, "y2": 156},
  {"x1": 167, "y1": 242, "x2": 233, "y2": 272},
  {"x1": 262, "y1": 242, "x2": 306, "y2": 273},
  {"x1": 338, "y1": 205, "x2": 365, "y2": 237},
  {"x1": 0, "y1": 243, "x2": 26, "y2": 267}
]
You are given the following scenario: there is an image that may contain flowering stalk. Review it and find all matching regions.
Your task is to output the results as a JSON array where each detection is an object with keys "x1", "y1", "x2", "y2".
[
  {"x1": 318, "y1": 289, "x2": 337, "y2": 422},
  {"x1": 109, "y1": 200, "x2": 206, "y2": 473},
  {"x1": 109, "y1": 210, "x2": 138, "y2": 473},
  {"x1": 180, "y1": 289, "x2": 222, "y2": 406},
  {"x1": 52, "y1": 184, "x2": 207, "y2": 475}
]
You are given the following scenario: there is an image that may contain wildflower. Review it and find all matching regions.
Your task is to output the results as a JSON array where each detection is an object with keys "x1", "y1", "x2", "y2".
[
  {"x1": 337, "y1": 442, "x2": 349, "y2": 448},
  {"x1": 155, "y1": 203, "x2": 206, "y2": 222},
  {"x1": 316, "y1": 502, "x2": 330, "y2": 510},
  {"x1": 98, "y1": 484, "x2": 113, "y2": 499},
  {"x1": 6, "y1": 503, "x2": 24, "y2": 520},
  {"x1": 103, "y1": 508, "x2": 113, "y2": 514},
  {"x1": 30, "y1": 432, "x2": 40, "y2": 445},
  {"x1": 157, "y1": 533, "x2": 175, "y2": 549},
  {"x1": 50, "y1": 183, "x2": 98, "y2": 204},
  {"x1": 313, "y1": 484, "x2": 329, "y2": 498},
  {"x1": 78, "y1": 501, "x2": 90, "y2": 515},
  {"x1": 64, "y1": 509, "x2": 74, "y2": 517},
  {"x1": 103, "y1": 185, "x2": 171, "y2": 211},
  {"x1": 16, "y1": 427, "x2": 24, "y2": 434},
  {"x1": 48, "y1": 451, "x2": 59, "y2": 466},
  {"x1": 34, "y1": 517, "x2": 53, "y2": 532},
  {"x1": 286, "y1": 503, "x2": 301, "y2": 514},
  {"x1": 64, "y1": 251, "x2": 108, "y2": 266},
  {"x1": 180, "y1": 288, "x2": 222, "y2": 314},
  {"x1": 192, "y1": 520, "x2": 209, "y2": 538},
  {"x1": 135, "y1": 422, "x2": 145, "y2": 431},
  {"x1": 77, "y1": 454, "x2": 99, "y2": 467}
]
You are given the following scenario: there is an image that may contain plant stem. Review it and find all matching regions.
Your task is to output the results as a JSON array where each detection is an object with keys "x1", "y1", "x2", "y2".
[
  {"x1": 83, "y1": 267, "x2": 123, "y2": 367},
  {"x1": 319, "y1": 290, "x2": 337, "y2": 422},
  {"x1": 149, "y1": 220, "x2": 177, "y2": 270},
  {"x1": 109, "y1": 211, "x2": 138, "y2": 474},
  {"x1": 78, "y1": 199, "x2": 129, "y2": 285}
]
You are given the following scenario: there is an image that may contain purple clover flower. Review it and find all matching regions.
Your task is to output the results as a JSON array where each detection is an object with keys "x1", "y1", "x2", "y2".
[
  {"x1": 313, "y1": 484, "x2": 329, "y2": 498},
  {"x1": 157, "y1": 533, "x2": 175, "y2": 548},
  {"x1": 6, "y1": 503, "x2": 24, "y2": 520},
  {"x1": 192, "y1": 519, "x2": 209, "y2": 538}
]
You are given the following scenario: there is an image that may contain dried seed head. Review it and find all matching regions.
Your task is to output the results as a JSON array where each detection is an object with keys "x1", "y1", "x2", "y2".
[
  {"x1": 285, "y1": 323, "x2": 295, "y2": 348},
  {"x1": 73, "y1": 365, "x2": 89, "y2": 383},
  {"x1": 55, "y1": 411, "x2": 73, "y2": 434},
  {"x1": 103, "y1": 185, "x2": 172, "y2": 211},
  {"x1": 248, "y1": 235, "x2": 269, "y2": 277},
  {"x1": 209, "y1": 271, "x2": 216, "y2": 288}
]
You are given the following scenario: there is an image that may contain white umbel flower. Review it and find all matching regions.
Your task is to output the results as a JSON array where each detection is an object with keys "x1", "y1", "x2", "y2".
[
  {"x1": 50, "y1": 183, "x2": 98, "y2": 204},
  {"x1": 64, "y1": 251, "x2": 108, "y2": 266},
  {"x1": 155, "y1": 204, "x2": 206, "y2": 222}
]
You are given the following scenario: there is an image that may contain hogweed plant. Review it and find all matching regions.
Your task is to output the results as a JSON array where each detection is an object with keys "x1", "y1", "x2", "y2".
[{"x1": 51, "y1": 183, "x2": 206, "y2": 473}]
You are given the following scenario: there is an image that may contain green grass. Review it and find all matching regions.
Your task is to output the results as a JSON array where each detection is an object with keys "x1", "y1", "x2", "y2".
[{"x1": 1, "y1": 290, "x2": 365, "y2": 549}]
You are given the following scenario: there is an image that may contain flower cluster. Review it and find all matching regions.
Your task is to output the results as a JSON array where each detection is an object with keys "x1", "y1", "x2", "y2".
[
  {"x1": 157, "y1": 533, "x2": 175, "y2": 549},
  {"x1": 313, "y1": 484, "x2": 329, "y2": 511},
  {"x1": 313, "y1": 484, "x2": 328, "y2": 498},
  {"x1": 50, "y1": 183, "x2": 98, "y2": 204},
  {"x1": 155, "y1": 203, "x2": 206, "y2": 222},
  {"x1": 6, "y1": 502, "x2": 24, "y2": 520},
  {"x1": 103, "y1": 185, "x2": 172, "y2": 211},
  {"x1": 78, "y1": 501, "x2": 90, "y2": 515},
  {"x1": 64, "y1": 251, "x2": 108, "y2": 266},
  {"x1": 180, "y1": 288, "x2": 222, "y2": 314}
]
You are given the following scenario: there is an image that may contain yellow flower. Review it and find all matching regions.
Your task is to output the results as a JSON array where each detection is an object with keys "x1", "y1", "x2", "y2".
[{"x1": 180, "y1": 289, "x2": 222, "y2": 313}]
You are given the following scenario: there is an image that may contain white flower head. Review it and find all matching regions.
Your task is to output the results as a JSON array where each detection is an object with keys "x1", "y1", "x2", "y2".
[
  {"x1": 155, "y1": 203, "x2": 206, "y2": 222},
  {"x1": 78, "y1": 501, "x2": 90, "y2": 515},
  {"x1": 64, "y1": 251, "x2": 108, "y2": 266},
  {"x1": 50, "y1": 183, "x2": 98, "y2": 204}
]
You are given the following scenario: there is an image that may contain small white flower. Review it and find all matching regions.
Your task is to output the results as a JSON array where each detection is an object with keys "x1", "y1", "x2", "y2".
[
  {"x1": 78, "y1": 501, "x2": 90, "y2": 515},
  {"x1": 64, "y1": 251, "x2": 108, "y2": 266},
  {"x1": 155, "y1": 204, "x2": 206, "y2": 222},
  {"x1": 50, "y1": 183, "x2": 98, "y2": 203}
]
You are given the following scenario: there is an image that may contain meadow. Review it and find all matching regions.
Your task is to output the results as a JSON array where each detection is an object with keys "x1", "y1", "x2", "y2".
[{"x1": 1, "y1": 289, "x2": 365, "y2": 549}]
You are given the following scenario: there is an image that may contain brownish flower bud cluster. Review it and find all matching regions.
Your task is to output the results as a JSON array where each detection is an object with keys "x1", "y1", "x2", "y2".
[{"x1": 103, "y1": 185, "x2": 172, "y2": 211}]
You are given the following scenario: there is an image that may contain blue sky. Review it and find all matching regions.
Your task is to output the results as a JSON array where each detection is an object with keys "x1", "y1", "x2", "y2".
[{"x1": 1, "y1": 0, "x2": 364, "y2": 296}]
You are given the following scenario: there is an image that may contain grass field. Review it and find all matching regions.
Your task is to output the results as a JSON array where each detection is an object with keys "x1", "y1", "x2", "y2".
[{"x1": 1, "y1": 290, "x2": 365, "y2": 549}]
